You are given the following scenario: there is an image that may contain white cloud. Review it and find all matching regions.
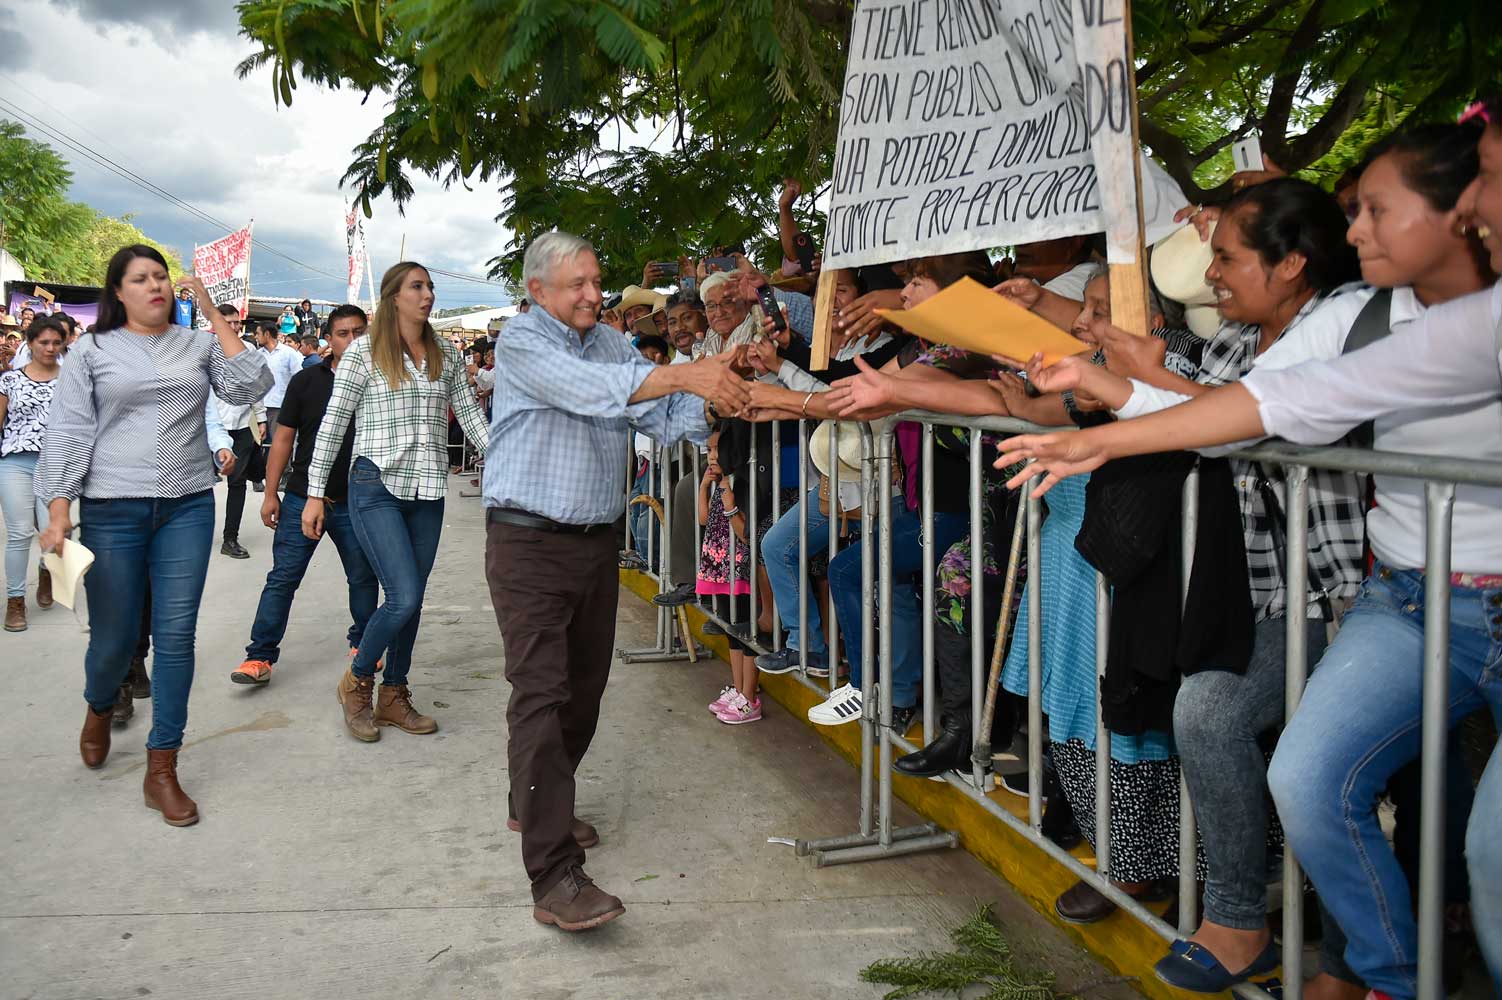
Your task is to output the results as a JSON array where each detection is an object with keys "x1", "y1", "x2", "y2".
[{"x1": 7, "y1": 0, "x2": 515, "y2": 306}]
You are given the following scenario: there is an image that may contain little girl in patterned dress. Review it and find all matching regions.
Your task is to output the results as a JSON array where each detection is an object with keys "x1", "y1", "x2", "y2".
[{"x1": 698, "y1": 423, "x2": 758, "y2": 724}]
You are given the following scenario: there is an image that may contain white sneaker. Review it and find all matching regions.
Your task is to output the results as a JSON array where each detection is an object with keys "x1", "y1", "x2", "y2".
[{"x1": 807, "y1": 683, "x2": 863, "y2": 726}]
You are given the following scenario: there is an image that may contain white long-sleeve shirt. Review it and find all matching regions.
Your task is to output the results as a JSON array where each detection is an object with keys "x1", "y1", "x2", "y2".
[{"x1": 1243, "y1": 281, "x2": 1502, "y2": 574}]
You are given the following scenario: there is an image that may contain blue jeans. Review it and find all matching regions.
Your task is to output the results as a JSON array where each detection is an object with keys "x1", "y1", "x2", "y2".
[
  {"x1": 1174, "y1": 617, "x2": 1326, "y2": 930},
  {"x1": 80, "y1": 490, "x2": 214, "y2": 749},
  {"x1": 0, "y1": 451, "x2": 48, "y2": 598},
  {"x1": 346, "y1": 458, "x2": 444, "y2": 685},
  {"x1": 245, "y1": 492, "x2": 379, "y2": 664},
  {"x1": 1268, "y1": 564, "x2": 1502, "y2": 999},
  {"x1": 1469, "y1": 737, "x2": 1502, "y2": 991},
  {"x1": 761, "y1": 488, "x2": 831, "y2": 657},
  {"x1": 829, "y1": 508, "x2": 965, "y2": 707}
]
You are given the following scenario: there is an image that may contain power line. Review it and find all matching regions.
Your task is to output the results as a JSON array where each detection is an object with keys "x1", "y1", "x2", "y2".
[
  {"x1": 0, "y1": 94, "x2": 514, "y2": 291},
  {"x1": 0, "y1": 94, "x2": 347, "y2": 283}
]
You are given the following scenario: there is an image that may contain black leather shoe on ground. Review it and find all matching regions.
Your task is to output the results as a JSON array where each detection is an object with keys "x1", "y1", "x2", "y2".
[
  {"x1": 1055, "y1": 878, "x2": 1173, "y2": 924},
  {"x1": 652, "y1": 582, "x2": 696, "y2": 607},
  {"x1": 533, "y1": 866, "x2": 625, "y2": 932},
  {"x1": 894, "y1": 724, "x2": 971, "y2": 778},
  {"x1": 220, "y1": 539, "x2": 250, "y2": 559}
]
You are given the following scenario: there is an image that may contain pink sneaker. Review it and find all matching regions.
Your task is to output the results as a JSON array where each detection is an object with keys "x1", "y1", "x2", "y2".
[
  {"x1": 708, "y1": 685, "x2": 736, "y2": 714},
  {"x1": 717, "y1": 695, "x2": 762, "y2": 725}
]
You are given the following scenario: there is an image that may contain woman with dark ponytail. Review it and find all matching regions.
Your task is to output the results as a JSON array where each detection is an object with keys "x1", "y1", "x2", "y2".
[
  {"x1": 35, "y1": 245, "x2": 272, "y2": 827},
  {"x1": 993, "y1": 112, "x2": 1502, "y2": 996}
]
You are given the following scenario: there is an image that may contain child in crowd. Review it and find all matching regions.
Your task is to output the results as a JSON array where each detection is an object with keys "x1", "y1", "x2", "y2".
[{"x1": 698, "y1": 423, "x2": 759, "y2": 724}]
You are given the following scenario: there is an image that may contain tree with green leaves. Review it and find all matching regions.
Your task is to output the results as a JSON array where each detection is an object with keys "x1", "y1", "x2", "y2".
[
  {"x1": 235, "y1": 0, "x2": 1502, "y2": 286},
  {"x1": 0, "y1": 119, "x2": 95, "y2": 281},
  {"x1": 0, "y1": 120, "x2": 187, "y2": 285}
]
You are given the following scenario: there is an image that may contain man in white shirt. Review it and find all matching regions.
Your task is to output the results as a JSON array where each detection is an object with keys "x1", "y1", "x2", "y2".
[
  {"x1": 256, "y1": 321, "x2": 304, "y2": 430},
  {"x1": 213, "y1": 387, "x2": 267, "y2": 559}
]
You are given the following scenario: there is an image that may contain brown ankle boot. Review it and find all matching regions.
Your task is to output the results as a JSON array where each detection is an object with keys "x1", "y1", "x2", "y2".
[
  {"x1": 143, "y1": 748, "x2": 198, "y2": 826},
  {"x1": 129, "y1": 656, "x2": 151, "y2": 698},
  {"x1": 336, "y1": 668, "x2": 379, "y2": 742},
  {"x1": 4, "y1": 597, "x2": 25, "y2": 632},
  {"x1": 35, "y1": 566, "x2": 53, "y2": 609},
  {"x1": 533, "y1": 866, "x2": 625, "y2": 931},
  {"x1": 374, "y1": 684, "x2": 438, "y2": 734},
  {"x1": 80, "y1": 704, "x2": 113, "y2": 768},
  {"x1": 111, "y1": 682, "x2": 135, "y2": 727}
]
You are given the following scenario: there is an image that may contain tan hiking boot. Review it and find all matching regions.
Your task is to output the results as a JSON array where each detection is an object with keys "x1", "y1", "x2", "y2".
[
  {"x1": 143, "y1": 748, "x2": 198, "y2": 826},
  {"x1": 35, "y1": 566, "x2": 53, "y2": 609},
  {"x1": 533, "y1": 866, "x2": 625, "y2": 932},
  {"x1": 374, "y1": 684, "x2": 438, "y2": 734},
  {"x1": 4, "y1": 597, "x2": 25, "y2": 632},
  {"x1": 111, "y1": 681, "x2": 135, "y2": 727},
  {"x1": 128, "y1": 656, "x2": 151, "y2": 698},
  {"x1": 335, "y1": 668, "x2": 379, "y2": 742}
]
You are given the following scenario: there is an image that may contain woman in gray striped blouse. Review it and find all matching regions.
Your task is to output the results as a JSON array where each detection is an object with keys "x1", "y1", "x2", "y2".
[{"x1": 35, "y1": 245, "x2": 273, "y2": 827}]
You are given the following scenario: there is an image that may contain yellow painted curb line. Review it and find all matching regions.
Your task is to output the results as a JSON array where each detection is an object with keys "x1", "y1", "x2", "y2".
[{"x1": 622, "y1": 569, "x2": 1233, "y2": 1000}]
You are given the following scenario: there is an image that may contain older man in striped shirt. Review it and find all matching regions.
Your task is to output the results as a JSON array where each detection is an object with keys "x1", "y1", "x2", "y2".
[{"x1": 483, "y1": 231, "x2": 749, "y2": 932}]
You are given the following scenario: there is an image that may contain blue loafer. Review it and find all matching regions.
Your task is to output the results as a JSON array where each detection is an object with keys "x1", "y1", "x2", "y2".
[{"x1": 1153, "y1": 937, "x2": 1280, "y2": 993}]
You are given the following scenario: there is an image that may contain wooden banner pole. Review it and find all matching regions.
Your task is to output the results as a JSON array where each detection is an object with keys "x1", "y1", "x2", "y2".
[
  {"x1": 1109, "y1": 0, "x2": 1152, "y2": 336},
  {"x1": 809, "y1": 267, "x2": 837, "y2": 371}
]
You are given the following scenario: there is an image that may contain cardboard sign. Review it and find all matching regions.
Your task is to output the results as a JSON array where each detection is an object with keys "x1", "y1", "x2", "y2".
[
  {"x1": 193, "y1": 223, "x2": 254, "y2": 322},
  {"x1": 874, "y1": 276, "x2": 1091, "y2": 365},
  {"x1": 824, "y1": 0, "x2": 1180, "y2": 269}
]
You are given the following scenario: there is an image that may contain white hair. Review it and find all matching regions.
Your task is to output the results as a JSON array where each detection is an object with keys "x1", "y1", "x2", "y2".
[
  {"x1": 699, "y1": 270, "x2": 734, "y2": 301},
  {"x1": 522, "y1": 231, "x2": 595, "y2": 287}
]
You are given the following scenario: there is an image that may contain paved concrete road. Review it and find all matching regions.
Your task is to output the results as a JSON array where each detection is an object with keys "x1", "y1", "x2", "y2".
[{"x1": 1, "y1": 483, "x2": 1130, "y2": 1000}]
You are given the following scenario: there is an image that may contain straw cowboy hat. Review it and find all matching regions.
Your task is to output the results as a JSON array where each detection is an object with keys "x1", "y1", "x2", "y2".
[
  {"x1": 809, "y1": 419, "x2": 867, "y2": 517},
  {"x1": 617, "y1": 285, "x2": 666, "y2": 315},
  {"x1": 809, "y1": 419, "x2": 865, "y2": 483},
  {"x1": 1150, "y1": 221, "x2": 1221, "y2": 339}
]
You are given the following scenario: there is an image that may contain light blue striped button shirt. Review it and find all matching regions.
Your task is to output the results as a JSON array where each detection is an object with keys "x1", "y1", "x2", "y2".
[{"x1": 483, "y1": 306, "x2": 711, "y2": 525}]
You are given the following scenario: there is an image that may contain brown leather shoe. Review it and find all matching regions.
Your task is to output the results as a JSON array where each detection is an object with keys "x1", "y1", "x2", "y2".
[
  {"x1": 374, "y1": 684, "x2": 438, "y2": 734},
  {"x1": 506, "y1": 815, "x2": 601, "y2": 849},
  {"x1": 533, "y1": 866, "x2": 624, "y2": 932},
  {"x1": 80, "y1": 704, "x2": 113, "y2": 768},
  {"x1": 1054, "y1": 879, "x2": 1172, "y2": 925},
  {"x1": 129, "y1": 656, "x2": 151, "y2": 698},
  {"x1": 35, "y1": 565, "x2": 53, "y2": 609},
  {"x1": 111, "y1": 682, "x2": 135, "y2": 727},
  {"x1": 336, "y1": 668, "x2": 379, "y2": 742},
  {"x1": 143, "y1": 748, "x2": 199, "y2": 826},
  {"x1": 4, "y1": 597, "x2": 25, "y2": 632}
]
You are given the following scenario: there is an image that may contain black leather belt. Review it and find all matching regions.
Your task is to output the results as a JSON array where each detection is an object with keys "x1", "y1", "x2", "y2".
[{"x1": 487, "y1": 507, "x2": 618, "y2": 536}]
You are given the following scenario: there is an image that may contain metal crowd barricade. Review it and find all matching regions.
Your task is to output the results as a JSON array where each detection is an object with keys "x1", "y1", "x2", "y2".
[{"x1": 616, "y1": 404, "x2": 1500, "y2": 1000}]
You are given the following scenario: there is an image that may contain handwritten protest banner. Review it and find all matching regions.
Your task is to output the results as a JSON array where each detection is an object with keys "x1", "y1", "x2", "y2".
[
  {"x1": 824, "y1": 0, "x2": 1180, "y2": 270},
  {"x1": 193, "y1": 223, "x2": 254, "y2": 322},
  {"x1": 344, "y1": 203, "x2": 369, "y2": 304}
]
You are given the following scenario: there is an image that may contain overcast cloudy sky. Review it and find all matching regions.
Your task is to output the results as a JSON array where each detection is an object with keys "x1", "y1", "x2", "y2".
[{"x1": 3, "y1": 0, "x2": 515, "y2": 308}]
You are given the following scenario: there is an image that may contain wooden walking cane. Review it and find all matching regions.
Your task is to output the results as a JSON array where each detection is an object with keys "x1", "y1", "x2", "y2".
[{"x1": 970, "y1": 490, "x2": 1029, "y2": 772}]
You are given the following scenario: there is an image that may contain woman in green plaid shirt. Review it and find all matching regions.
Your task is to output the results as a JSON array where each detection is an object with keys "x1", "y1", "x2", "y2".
[{"x1": 302, "y1": 262, "x2": 491, "y2": 742}]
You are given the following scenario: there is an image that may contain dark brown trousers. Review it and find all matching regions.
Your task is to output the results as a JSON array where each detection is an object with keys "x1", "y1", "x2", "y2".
[{"x1": 485, "y1": 521, "x2": 619, "y2": 900}]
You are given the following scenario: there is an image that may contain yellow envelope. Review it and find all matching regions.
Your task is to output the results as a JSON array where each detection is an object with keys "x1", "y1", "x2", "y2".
[
  {"x1": 41, "y1": 539, "x2": 95, "y2": 610},
  {"x1": 875, "y1": 276, "x2": 1091, "y2": 366}
]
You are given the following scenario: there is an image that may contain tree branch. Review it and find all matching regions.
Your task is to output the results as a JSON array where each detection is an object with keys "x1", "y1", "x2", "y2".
[
  {"x1": 1260, "y1": 0, "x2": 1328, "y2": 159},
  {"x1": 1135, "y1": 3, "x2": 1284, "y2": 88}
]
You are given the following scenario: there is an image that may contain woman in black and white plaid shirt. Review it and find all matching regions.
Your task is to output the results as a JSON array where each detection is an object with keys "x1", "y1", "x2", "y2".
[{"x1": 998, "y1": 179, "x2": 1369, "y2": 991}]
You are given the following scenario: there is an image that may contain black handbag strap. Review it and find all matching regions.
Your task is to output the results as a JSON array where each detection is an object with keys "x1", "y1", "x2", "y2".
[
  {"x1": 1251, "y1": 461, "x2": 1334, "y2": 621},
  {"x1": 1342, "y1": 289, "x2": 1394, "y2": 448}
]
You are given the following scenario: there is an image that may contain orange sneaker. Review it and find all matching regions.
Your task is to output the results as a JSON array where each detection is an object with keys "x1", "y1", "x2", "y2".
[
  {"x1": 230, "y1": 659, "x2": 273, "y2": 685},
  {"x1": 350, "y1": 648, "x2": 383, "y2": 673}
]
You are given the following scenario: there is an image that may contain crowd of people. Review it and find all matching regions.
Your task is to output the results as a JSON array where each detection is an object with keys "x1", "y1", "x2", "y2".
[
  {"x1": 605, "y1": 109, "x2": 1502, "y2": 999},
  {"x1": 1, "y1": 97, "x2": 1499, "y2": 997}
]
